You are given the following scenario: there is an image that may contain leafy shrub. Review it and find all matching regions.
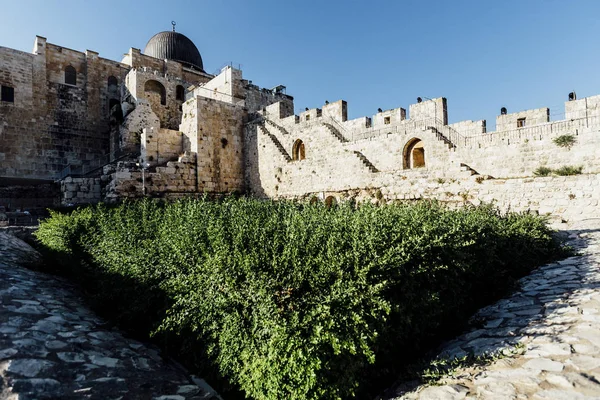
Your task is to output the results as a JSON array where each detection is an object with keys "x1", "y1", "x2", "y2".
[
  {"x1": 552, "y1": 134, "x2": 577, "y2": 149},
  {"x1": 554, "y1": 165, "x2": 583, "y2": 176},
  {"x1": 35, "y1": 198, "x2": 565, "y2": 399},
  {"x1": 534, "y1": 166, "x2": 553, "y2": 177}
]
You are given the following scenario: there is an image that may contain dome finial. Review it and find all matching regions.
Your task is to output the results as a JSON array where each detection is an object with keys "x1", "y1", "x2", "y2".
[{"x1": 171, "y1": 21, "x2": 176, "y2": 32}]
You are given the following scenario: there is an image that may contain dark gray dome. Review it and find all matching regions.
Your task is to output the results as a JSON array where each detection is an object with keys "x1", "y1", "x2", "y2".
[{"x1": 144, "y1": 31, "x2": 204, "y2": 71}]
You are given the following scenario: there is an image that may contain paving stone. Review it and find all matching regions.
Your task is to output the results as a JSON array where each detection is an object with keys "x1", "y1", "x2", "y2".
[
  {"x1": 56, "y1": 352, "x2": 86, "y2": 363},
  {"x1": 476, "y1": 381, "x2": 516, "y2": 399},
  {"x1": 0, "y1": 348, "x2": 18, "y2": 360},
  {"x1": 544, "y1": 374, "x2": 574, "y2": 389},
  {"x1": 417, "y1": 384, "x2": 469, "y2": 400},
  {"x1": 524, "y1": 358, "x2": 564, "y2": 372},
  {"x1": 524, "y1": 342, "x2": 572, "y2": 358},
  {"x1": 6, "y1": 359, "x2": 55, "y2": 377},
  {"x1": 566, "y1": 354, "x2": 600, "y2": 371},
  {"x1": 11, "y1": 378, "x2": 61, "y2": 393}
]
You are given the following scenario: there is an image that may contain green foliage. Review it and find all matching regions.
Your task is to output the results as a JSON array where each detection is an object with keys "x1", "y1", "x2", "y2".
[
  {"x1": 534, "y1": 166, "x2": 553, "y2": 177},
  {"x1": 534, "y1": 165, "x2": 583, "y2": 177},
  {"x1": 552, "y1": 134, "x2": 577, "y2": 149},
  {"x1": 35, "y1": 198, "x2": 565, "y2": 400},
  {"x1": 554, "y1": 165, "x2": 583, "y2": 176}
]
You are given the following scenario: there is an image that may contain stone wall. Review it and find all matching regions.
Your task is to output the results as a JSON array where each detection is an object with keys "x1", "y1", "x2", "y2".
[
  {"x1": 61, "y1": 177, "x2": 102, "y2": 205},
  {"x1": 246, "y1": 95, "x2": 600, "y2": 201},
  {"x1": 286, "y1": 173, "x2": 600, "y2": 223},
  {"x1": 0, "y1": 36, "x2": 128, "y2": 180},
  {"x1": 182, "y1": 96, "x2": 246, "y2": 193},
  {"x1": 0, "y1": 183, "x2": 60, "y2": 211},
  {"x1": 103, "y1": 153, "x2": 197, "y2": 201},
  {"x1": 141, "y1": 128, "x2": 183, "y2": 166}
]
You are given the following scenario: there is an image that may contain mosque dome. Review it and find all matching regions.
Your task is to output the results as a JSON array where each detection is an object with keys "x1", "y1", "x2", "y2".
[{"x1": 143, "y1": 30, "x2": 204, "y2": 72}]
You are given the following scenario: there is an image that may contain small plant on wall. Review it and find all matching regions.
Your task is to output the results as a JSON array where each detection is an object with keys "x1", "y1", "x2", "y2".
[
  {"x1": 554, "y1": 165, "x2": 583, "y2": 176},
  {"x1": 534, "y1": 165, "x2": 583, "y2": 176},
  {"x1": 552, "y1": 134, "x2": 576, "y2": 150},
  {"x1": 534, "y1": 166, "x2": 552, "y2": 177}
]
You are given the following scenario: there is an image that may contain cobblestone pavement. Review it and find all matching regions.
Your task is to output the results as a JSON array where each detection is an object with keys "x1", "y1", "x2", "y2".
[
  {"x1": 0, "y1": 232, "x2": 220, "y2": 400},
  {"x1": 389, "y1": 220, "x2": 600, "y2": 400}
]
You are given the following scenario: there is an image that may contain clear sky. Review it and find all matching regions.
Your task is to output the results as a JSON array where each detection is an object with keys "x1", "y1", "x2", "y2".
[{"x1": 1, "y1": 0, "x2": 599, "y2": 129}]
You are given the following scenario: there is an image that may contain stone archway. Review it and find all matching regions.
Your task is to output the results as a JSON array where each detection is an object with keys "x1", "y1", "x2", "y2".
[
  {"x1": 324, "y1": 196, "x2": 337, "y2": 208},
  {"x1": 144, "y1": 80, "x2": 166, "y2": 106},
  {"x1": 292, "y1": 139, "x2": 305, "y2": 161},
  {"x1": 403, "y1": 138, "x2": 425, "y2": 169}
]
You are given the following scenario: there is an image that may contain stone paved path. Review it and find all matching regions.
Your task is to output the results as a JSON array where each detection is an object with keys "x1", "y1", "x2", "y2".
[
  {"x1": 0, "y1": 232, "x2": 220, "y2": 400},
  {"x1": 389, "y1": 220, "x2": 600, "y2": 400}
]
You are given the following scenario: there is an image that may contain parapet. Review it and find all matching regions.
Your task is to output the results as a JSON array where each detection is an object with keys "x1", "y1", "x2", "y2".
[{"x1": 496, "y1": 107, "x2": 549, "y2": 131}]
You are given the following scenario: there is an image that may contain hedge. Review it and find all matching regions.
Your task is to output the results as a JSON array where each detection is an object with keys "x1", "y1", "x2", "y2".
[{"x1": 35, "y1": 198, "x2": 565, "y2": 399}]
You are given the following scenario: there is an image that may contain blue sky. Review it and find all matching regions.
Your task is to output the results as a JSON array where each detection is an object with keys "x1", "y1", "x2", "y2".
[{"x1": 2, "y1": 0, "x2": 599, "y2": 129}]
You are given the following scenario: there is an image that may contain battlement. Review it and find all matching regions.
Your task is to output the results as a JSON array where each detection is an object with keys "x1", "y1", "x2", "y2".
[{"x1": 259, "y1": 91, "x2": 600, "y2": 145}]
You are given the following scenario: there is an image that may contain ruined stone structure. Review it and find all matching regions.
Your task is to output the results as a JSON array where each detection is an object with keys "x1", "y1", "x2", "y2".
[{"x1": 1, "y1": 30, "x2": 600, "y2": 220}]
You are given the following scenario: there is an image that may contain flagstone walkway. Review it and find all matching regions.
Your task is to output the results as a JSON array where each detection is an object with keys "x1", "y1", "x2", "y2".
[
  {"x1": 388, "y1": 219, "x2": 600, "y2": 400},
  {"x1": 0, "y1": 232, "x2": 220, "y2": 400}
]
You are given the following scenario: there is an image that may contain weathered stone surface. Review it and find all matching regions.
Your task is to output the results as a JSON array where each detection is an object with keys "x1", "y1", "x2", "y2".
[{"x1": 523, "y1": 358, "x2": 564, "y2": 372}]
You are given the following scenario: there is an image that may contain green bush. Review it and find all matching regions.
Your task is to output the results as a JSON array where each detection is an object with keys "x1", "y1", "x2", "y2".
[
  {"x1": 35, "y1": 198, "x2": 565, "y2": 399},
  {"x1": 552, "y1": 134, "x2": 577, "y2": 149},
  {"x1": 554, "y1": 165, "x2": 583, "y2": 176},
  {"x1": 533, "y1": 166, "x2": 552, "y2": 177}
]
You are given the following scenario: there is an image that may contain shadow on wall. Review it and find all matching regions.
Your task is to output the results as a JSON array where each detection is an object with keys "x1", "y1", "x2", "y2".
[{"x1": 243, "y1": 124, "x2": 268, "y2": 198}]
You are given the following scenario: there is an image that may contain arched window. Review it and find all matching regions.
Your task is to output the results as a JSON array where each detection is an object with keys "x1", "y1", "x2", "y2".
[
  {"x1": 176, "y1": 85, "x2": 185, "y2": 101},
  {"x1": 108, "y1": 76, "x2": 118, "y2": 89},
  {"x1": 403, "y1": 138, "x2": 425, "y2": 169},
  {"x1": 292, "y1": 139, "x2": 305, "y2": 161},
  {"x1": 65, "y1": 65, "x2": 77, "y2": 85},
  {"x1": 324, "y1": 196, "x2": 337, "y2": 208},
  {"x1": 144, "y1": 80, "x2": 166, "y2": 106}
]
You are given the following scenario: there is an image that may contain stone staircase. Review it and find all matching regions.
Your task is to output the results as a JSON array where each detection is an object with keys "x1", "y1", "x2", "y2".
[
  {"x1": 426, "y1": 126, "x2": 456, "y2": 149},
  {"x1": 264, "y1": 118, "x2": 289, "y2": 135},
  {"x1": 323, "y1": 123, "x2": 348, "y2": 143},
  {"x1": 459, "y1": 163, "x2": 479, "y2": 176},
  {"x1": 353, "y1": 151, "x2": 378, "y2": 173},
  {"x1": 422, "y1": 122, "x2": 464, "y2": 150},
  {"x1": 258, "y1": 124, "x2": 292, "y2": 162}
]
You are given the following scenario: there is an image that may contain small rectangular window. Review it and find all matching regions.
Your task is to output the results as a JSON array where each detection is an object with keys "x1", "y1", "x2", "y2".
[
  {"x1": 517, "y1": 118, "x2": 526, "y2": 128},
  {"x1": 384, "y1": 116, "x2": 391, "y2": 125},
  {"x1": 306, "y1": 115, "x2": 310, "y2": 121},
  {"x1": 1, "y1": 86, "x2": 14, "y2": 103}
]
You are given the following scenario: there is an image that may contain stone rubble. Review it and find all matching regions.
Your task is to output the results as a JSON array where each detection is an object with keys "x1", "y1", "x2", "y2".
[
  {"x1": 390, "y1": 219, "x2": 600, "y2": 399},
  {"x1": 0, "y1": 232, "x2": 221, "y2": 399}
]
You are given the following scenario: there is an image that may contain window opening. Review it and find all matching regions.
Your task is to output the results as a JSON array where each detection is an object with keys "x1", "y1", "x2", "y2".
[
  {"x1": 1, "y1": 86, "x2": 14, "y2": 103},
  {"x1": 65, "y1": 66, "x2": 76, "y2": 85}
]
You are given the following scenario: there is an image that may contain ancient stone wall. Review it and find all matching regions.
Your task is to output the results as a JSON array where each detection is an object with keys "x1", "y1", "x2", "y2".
[
  {"x1": 284, "y1": 173, "x2": 600, "y2": 223},
  {"x1": 246, "y1": 95, "x2": 600, "y2": 200},
  {"x1": 241, "y1": 81, "x2": 294, "y2": 114},
  {"x1": 103, "y1": 153, "x2": 197, "y2": 201},
  {"x1": 0, "y1": 183, "x2": 60, "y2": 211},
  {"x1": 126, "y1": 69, "x2": 187, "y2": 130},
  {"x1": 141, "y1": 128, "x2": 183, "y2": 166},
  {"x1": 61, "y1": 177, "x2": 102, "y2": 205},
  {"x1": 192, "y1": 97, "x2": 246, "y2": 192},
  {"x1": 496, "y1": 107, "x2": 549, "y2": 132},
  {"x1": 0, "y1": 37, "x2": 129, "y2": 180}
]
